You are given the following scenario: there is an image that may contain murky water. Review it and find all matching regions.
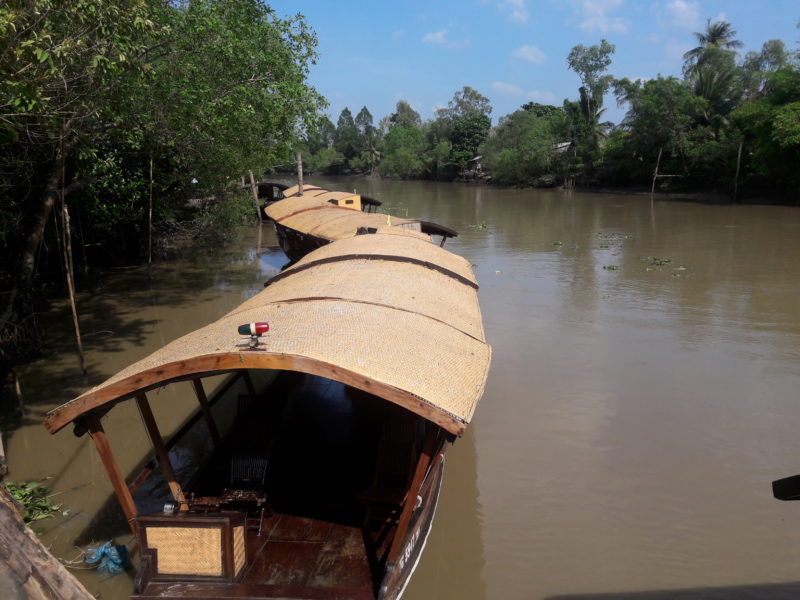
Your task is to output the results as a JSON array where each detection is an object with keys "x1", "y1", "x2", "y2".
[{"x1": 6, "y1": 179, "x2": 800, "y2": 599}]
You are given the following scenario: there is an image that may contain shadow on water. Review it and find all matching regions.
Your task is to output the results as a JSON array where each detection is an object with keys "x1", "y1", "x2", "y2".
[{"x1": 546, "y1": 582, "x2": 800, "y2": 600}]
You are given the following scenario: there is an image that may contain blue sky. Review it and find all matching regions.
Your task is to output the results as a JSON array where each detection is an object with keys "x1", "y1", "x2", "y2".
[{"x1": 265, "y1": 1, "x2": 800, "y2": 125}]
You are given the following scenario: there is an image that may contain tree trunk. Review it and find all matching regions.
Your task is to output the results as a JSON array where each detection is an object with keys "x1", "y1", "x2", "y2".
[{"x1": 0, "y1": 154, "x2": 62, "y2": 329}]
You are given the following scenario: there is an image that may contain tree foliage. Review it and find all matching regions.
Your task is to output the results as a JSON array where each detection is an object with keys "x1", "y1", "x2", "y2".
[{"x1": 0, "y1": 0, "x2": 323, "y2": 361}]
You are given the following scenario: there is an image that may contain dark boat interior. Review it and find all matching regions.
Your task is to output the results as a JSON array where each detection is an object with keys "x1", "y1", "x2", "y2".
[{"x1": 134, "y1": 371, "x2": 427, "y2": 600}]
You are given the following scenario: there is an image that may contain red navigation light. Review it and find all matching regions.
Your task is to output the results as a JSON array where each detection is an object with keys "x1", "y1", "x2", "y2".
[{"x1": 238, "y1": 322, "x2": 269, "y2": 336}]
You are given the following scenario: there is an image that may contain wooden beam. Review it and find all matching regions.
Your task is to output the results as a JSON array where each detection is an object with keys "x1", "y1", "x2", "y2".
[
  {"x1": 387, "y1": 427, "x2": 440, "y2": 563},
  {"x1": 135, "y1": 393, "x2": 187, "y2": 508},
  {"x1": 243, "y1": 369, "x2": 257, "y2": 396},
  {"x1": 45, "y1": 354, "x2": 468, "y2": 436},
  {"x1": 85, "y1": 415, "x2": 139, "y2": 535},
  {"x1": 191, "y1": 379, "x2": 222, "y2": 446}
]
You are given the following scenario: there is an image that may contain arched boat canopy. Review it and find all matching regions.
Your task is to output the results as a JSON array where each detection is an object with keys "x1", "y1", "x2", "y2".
[
  {"x1": 45, "y1": 233, "x2": 491, "y2": 436},
  {"x1": 266, "y1": 184, "x2": 456, "y2": 243}
]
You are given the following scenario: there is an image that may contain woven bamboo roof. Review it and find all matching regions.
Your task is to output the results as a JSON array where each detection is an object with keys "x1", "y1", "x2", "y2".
[
  {"x1": 265, "y1": 183, "x2": 450, "y2": 244},
  {"x1": 45, "y1": 233, "x2": 491, "y2": 436}
]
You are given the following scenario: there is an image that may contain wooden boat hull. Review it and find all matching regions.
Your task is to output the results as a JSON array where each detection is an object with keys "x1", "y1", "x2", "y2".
[
  {"x1": 273, "y1": 221, "x2": 329, "y2": 262},
  {"x1": 379, "y1": 453, "x2": 445, "y2": 600}
]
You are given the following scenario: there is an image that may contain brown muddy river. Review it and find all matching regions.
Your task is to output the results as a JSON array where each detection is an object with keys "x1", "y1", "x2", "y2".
[{"x1": 6, "y1": 178, "x2": 800, "y2": 599}]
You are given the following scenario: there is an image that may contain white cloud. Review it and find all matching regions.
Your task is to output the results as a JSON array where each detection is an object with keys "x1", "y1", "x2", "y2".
[
  {"x1": 421, "y1": 28, "x2": 469, "y2": 48},
  {"x1": 422, "y1": 29, "x2": 448, "y2": 44},
  {"x1": 572, "y1": 0, "x2": 630, "y2": 34},
  {"x1": 502, "y1": 0, "x2": 529, "y2": 24},
  {"x1": 662, "y1": 0, "x2": 700, "y2": 29},
  {"x1": 512, "y1": 45, "x2": 546, "y2": 63},
  {"x1": 492, "y1": 81, "x2": 524, "y2": 96},
  {"x1": 526, "y1": 90, "x2": 557, "y2": 104}
]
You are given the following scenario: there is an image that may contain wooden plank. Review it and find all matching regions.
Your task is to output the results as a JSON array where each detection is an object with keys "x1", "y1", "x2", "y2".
[
  {"x1": 135, "y1": 393, "x2": 186, "y2": 507},
  {"x1": 136, "y1": 581, "x2": 375, "y2": 599},
  {"x1": 191, "y1": 378, "x2": 222, "y2": 446},
  {"x1": 308, "y1": 524, "x2": 373, "y2": 590},
  {"x1": 85, "y1": 415, "x2": 139, "y2": 534},
  {"x1": 268, "y1": 515, "x2": 333, "y2": 543},
  {"x1": 0, "y1": 488, "x2": 95, "y2": 600},
  {"x1": 245, "y1": 540, "x2": 321, "y2": 586},
  {"x1": 386, "y1": 428, "x2": 439, "y2": 564}
]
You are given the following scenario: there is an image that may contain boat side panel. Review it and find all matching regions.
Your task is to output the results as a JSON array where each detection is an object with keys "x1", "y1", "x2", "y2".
[{"x1": 379, "y1": 451, "x2": 446, "y2": 600}]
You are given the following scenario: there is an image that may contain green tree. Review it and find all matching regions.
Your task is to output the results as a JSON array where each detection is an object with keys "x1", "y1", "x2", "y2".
[
  {"x1": 482, "y1": 106, "x2": 565, "y2": 184},
  {"x1": 733, "y1": 66, "x2": 800, "y2": 193},
  {"x1": 0, "y1": 0, "x2": 159, "y2": 343},
  {"x1": 566, "y1": 39, "x2": 616, "y2": 173},
  {"x1": 379, "y1": 121, "x2": 426, "y2": 179},
  {"x1": 613, "y1": 76, "x2": 707, "y2": 179},
  {"x1": 1, "y1": 0, "x2": 323, "y2": 357},
  {"x1": 389, "y1": 100, "x2": 422, "y2": 129},
  {"x1": 334, "y1": 107, "x2": 358, "y2": 163},
  {"x1": 683, "y1": 19, "x2": 743, "y2": 73}
]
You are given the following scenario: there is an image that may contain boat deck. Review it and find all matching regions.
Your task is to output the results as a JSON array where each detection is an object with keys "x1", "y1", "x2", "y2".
[
  {"x1": 137, "y1": 514, "x2": 375, "y2": 599},
  {"x1": 135, "y1": 372, "x2": 389, "y2": 599}
]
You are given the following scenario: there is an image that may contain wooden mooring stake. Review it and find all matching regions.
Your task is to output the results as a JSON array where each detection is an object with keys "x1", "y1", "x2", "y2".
[
  {"x1": 249, "y1": 170, "x2": 262, "y2": 223},
  {"x1": 295, "y1": 151, "x2": 304, "y2": 196}
]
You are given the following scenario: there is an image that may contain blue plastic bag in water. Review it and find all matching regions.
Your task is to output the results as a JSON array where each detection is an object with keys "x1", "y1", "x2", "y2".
[{"x1": 85, "y1": 541, "x2": 132, "y2": 574}]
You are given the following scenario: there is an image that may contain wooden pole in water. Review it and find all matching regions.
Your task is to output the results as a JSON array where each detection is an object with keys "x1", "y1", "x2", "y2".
[
  {"x1": 249, "y1": 170, "x2": 262, "y2": 223},
  {"x1": 733, "y1": 140, "x2": 743, "y2": 204},
  {"x1": 295, "y1": 151, "x2": 304, "y2": 196},
  {"x1": 60, "y1": 143, "x2": 86, "y2": 374},
  {"x1": 135, "y1": 393, "x2": 187, "y2": 508},
  {"x1": 85, "y1": 415, "x2": 139, "y2": 535},
  {"x1": 148, "y1": 155, "x2": 153, "y2": 267},
  {"x1": 651, "y1": 147, "x2": 662, "y2": 195}
]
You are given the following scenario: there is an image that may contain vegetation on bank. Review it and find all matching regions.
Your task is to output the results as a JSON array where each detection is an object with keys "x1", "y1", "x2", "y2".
[
  {"x1": 299, "y1": 19, "x2": 800, "y2": 201},
  {"x1": 1, "y1": 0, "x2": 324, "y2": 365}
]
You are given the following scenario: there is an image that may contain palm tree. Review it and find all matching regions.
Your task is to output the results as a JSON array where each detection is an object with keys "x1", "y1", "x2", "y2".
[
  {"x1": 682, "y1": 19, "x2": 743, "y2": 118},
  {"x1": 683, "y1": 19, "x2": 743, "y2": 74}
]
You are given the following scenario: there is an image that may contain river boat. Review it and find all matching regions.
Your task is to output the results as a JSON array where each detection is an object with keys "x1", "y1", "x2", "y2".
[
  {"x1": 44, "y1": 230, "x2": 491, "y2": 600},
  {"x1": 265, "y1": 184, "x2": 457, "y2": 262}
]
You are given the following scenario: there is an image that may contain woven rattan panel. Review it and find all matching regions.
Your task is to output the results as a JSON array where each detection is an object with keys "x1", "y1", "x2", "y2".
[
  {"x1": 265, "y1": 195, "x2": 331, "y2": 221},
  {"x1": 235, "y1": 261, "x2": 483, "y2": 340},
  {"x1": 289, "y1": 233, "x2": 475, "y2": 285},
  {"x1": 233, "y1": 525, "x2": 245, "y2": 575},
  {"x1": 146, "y1": 526, "x2": 222, "y2": 576}
]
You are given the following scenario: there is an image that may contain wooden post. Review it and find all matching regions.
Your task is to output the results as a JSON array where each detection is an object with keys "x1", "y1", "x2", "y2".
[
  {"x1": 295, "y1": 152, "x2": 304, "y2": 196},
  {"x1": 242, "y1": 370, "x2": 257, "y2": 396},
  {"x1": 86, "y1": 415, "x2": 139, "y2": 534},
  {"x1": 249, "y1": 170, "x2": 262, "y2": 223},
  {"x1": 651, "y1": 147, "x2": 662, "y2": 195},
  {"x1": 61, "y1": 198, "x2": 86, "y2": 373},
  {"x1": 387, "y1": 428, "x2": 440, "y2": 563},
  {"x1": 733, "y1": 140, "x2": 743, "y2": 204},
  {"x1": 135, "y1": 393, "x2": 187, "y2": 507},
  {"x1": 191, "y1": 379, "x2": 221, "y2": 446},
  {"x1": 148, "y1": 155, "x2": 153, "y2": 267}
]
